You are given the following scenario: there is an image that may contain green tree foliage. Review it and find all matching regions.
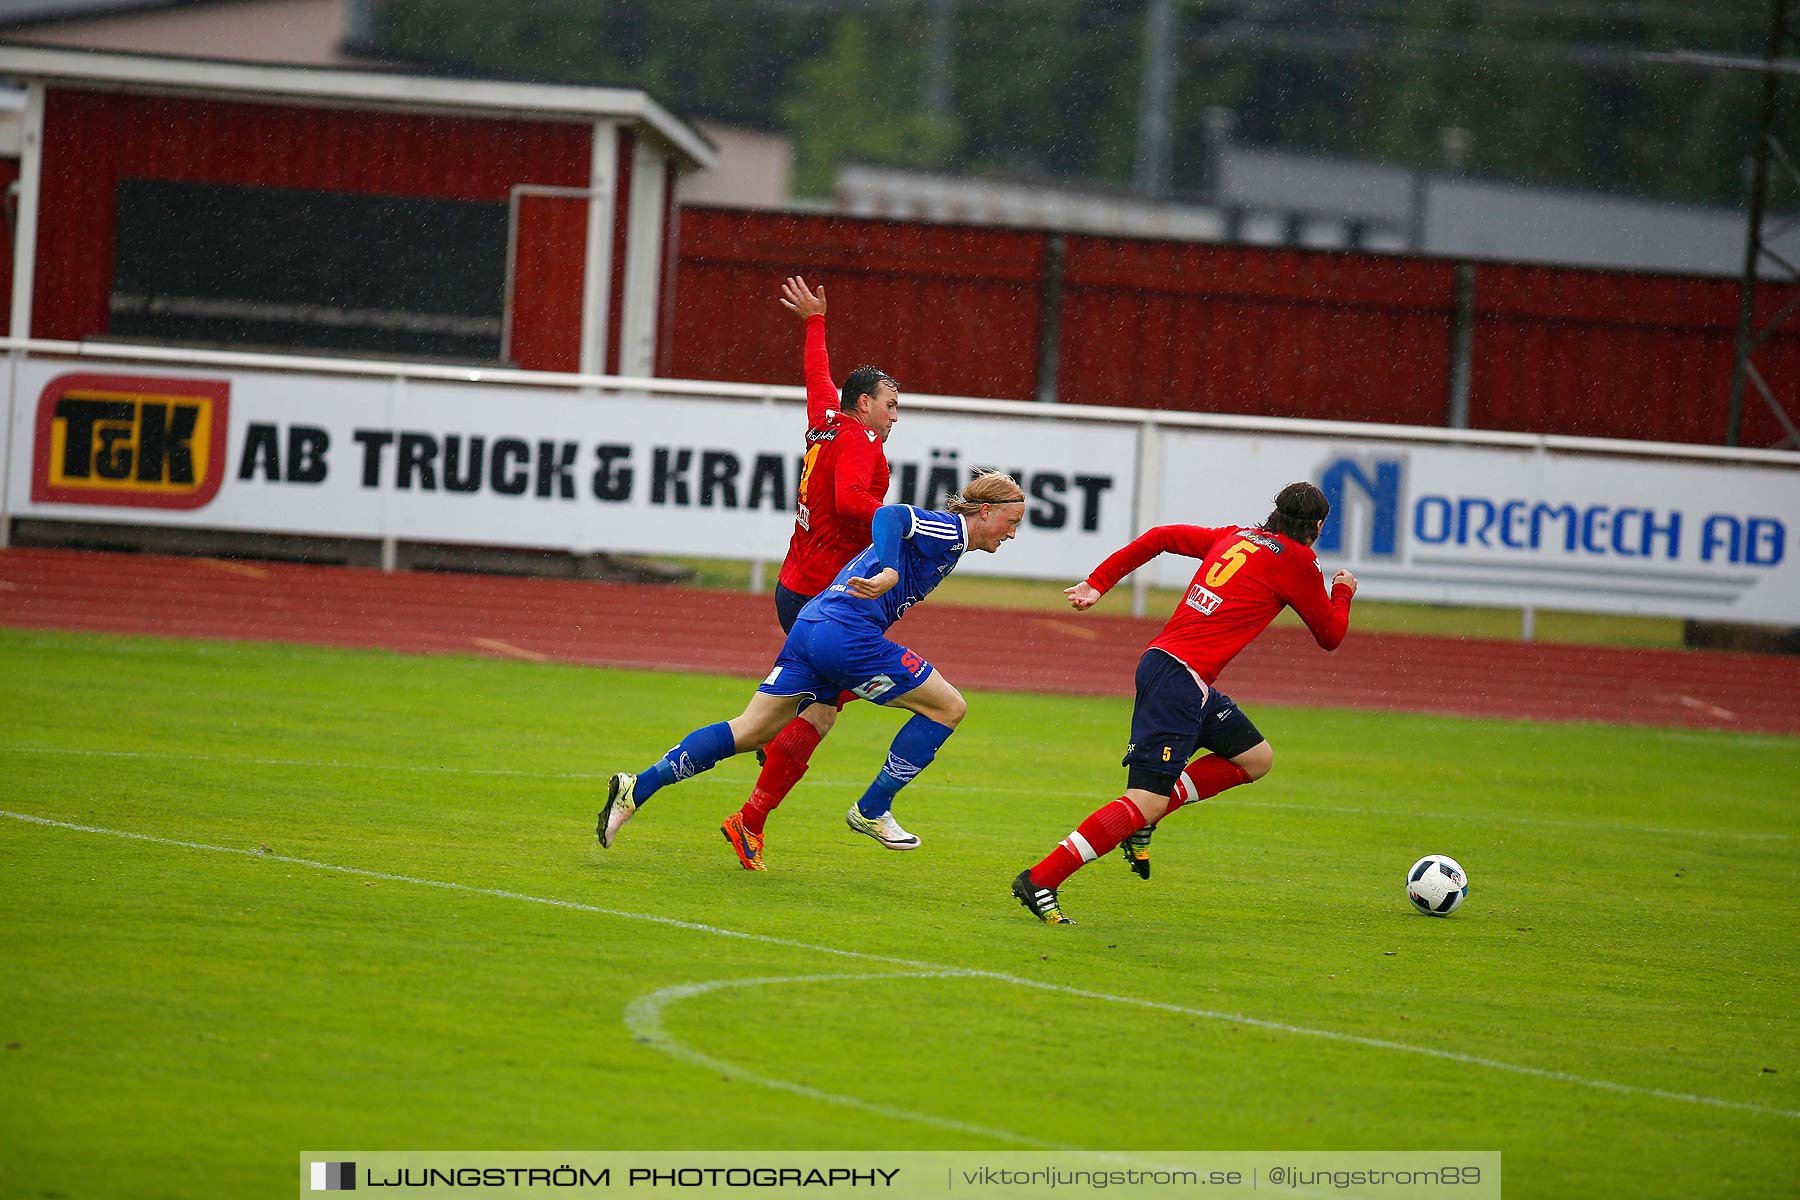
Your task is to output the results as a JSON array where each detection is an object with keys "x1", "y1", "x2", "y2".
[
  {"x1": 373, "y1": 0, "x2": 828, "y2": 127},
  {"x1": 369, "y1": 0, "x2": 1780, "y2": 208},
  {"x1": 1166, "y1": 0, "x2": 1771, "y2": 206},
  {"x1": 948, "y1": 0, "x2": 1141, "y2": 182},
  {"x1": 778, "y1": 16, "x2": 962, "y2": 197}
]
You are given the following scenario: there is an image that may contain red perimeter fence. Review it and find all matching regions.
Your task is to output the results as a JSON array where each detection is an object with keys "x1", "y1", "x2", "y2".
[{"x1": 666, "y1": 206, "x2": 1800, "y2": 450}]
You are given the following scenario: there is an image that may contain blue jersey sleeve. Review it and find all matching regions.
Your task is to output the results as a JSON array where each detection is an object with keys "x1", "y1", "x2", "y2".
[
  {"x1": 868, "y1": 504, "x2": 910, "y2": 572},
  {"x1": 804, "y1": 505, "x2": 967, "y2": 632}
]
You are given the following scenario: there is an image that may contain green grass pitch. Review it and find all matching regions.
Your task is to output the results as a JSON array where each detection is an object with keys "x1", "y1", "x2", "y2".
[{"x1": 2, "y1": 628, "x2": 1796, "y2": 1198}]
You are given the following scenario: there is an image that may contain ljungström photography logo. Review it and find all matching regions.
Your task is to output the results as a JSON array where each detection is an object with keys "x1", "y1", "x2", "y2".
[{"x1": 309, "y1": 1161, "x2": 355, "y2": 1191}]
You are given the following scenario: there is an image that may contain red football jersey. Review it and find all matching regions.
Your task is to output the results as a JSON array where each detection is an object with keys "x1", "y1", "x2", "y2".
[
  {"x1": 1086, "y1": 524, "x2": 1353, "y2": 684},
  {"x1": 777, "y1": 314, "x2": 891, "y2": 595}
]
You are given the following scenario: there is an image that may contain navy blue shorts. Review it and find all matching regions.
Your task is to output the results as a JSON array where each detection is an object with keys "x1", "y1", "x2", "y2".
[
  {"x1": 774, "y1": 583, "x2": 814, "y2": 634},
  {"x1": 1122, "y1": 649, "x2": 1264, "y2": 791},
  {"x1": 757, "y1": 617, "x2": 933, "y2": 707}
]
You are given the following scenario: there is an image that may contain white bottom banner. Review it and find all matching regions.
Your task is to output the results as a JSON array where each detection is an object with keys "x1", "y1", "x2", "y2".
[{"x1": 299, "y1": 1151, "x2": 1502, "y2": 1199}]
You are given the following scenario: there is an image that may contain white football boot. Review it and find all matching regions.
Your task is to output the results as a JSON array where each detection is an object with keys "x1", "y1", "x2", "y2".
[
  {"x1": 844, "y1": 806, "x2": 921, "y2": 851},
  {"x1": 598, "y1": 773, "x2": 638, "y2": 848}
]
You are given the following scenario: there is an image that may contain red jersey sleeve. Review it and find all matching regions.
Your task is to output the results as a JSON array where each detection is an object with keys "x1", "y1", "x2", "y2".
[
  {"x1": 1283, "y1": 551, "x2": 1355, "y2": 651},
  {"x1": 1085, "y1": 526, "x2": 1232, "y2": 595},
  {"x1": 802, "y1": 314, "x2": 836, "y2": 428},
  {"x1": 832, "y1": 425, "x2": 886, "y2": 523}
]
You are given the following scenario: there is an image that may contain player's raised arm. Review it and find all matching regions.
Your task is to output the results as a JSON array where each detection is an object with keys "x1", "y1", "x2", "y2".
[
  {"x1": 780, "y1": 275, "x2": 837, "y2": 426},
  {"x1": 778, "y1": 274, "x2": 826, "y2": 320}
]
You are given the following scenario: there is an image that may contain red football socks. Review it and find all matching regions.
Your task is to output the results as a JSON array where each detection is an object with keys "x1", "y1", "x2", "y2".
[
  {"x1": 1030, "y1": 757, "x2": 1255, "y2": 890},
  {"x1": 739, "y1": 716, "x2": 823, "y2": 835},
  {"x1": 1167, "y1": 754, "x2": 1252, "y2": 814},
  {"x1": 1032, "y1": 795, "x2": 1147, "y2": 890}
]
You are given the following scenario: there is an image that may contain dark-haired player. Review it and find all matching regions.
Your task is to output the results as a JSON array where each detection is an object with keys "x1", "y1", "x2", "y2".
[
  {"x1": 719, "y1": 276, "x2": 896, "y2": 871},
  {"x1": 1011, "y1": 482, "x2": 1358, "y2": 924}
]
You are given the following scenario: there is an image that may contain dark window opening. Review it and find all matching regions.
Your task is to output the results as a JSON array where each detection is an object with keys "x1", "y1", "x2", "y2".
[{"x1": 110, "y1": 178, "x2": 508, "y2": 363}]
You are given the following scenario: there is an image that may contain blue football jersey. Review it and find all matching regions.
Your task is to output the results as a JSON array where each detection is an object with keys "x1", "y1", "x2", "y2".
[{"x1": 799, "y1": 505, "x2": 967, "y2": 632}]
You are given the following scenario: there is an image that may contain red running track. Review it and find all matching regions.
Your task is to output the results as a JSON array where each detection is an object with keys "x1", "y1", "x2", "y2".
[{"x1": 1, "y1": 546, "x2": 1796, "y2": 735}]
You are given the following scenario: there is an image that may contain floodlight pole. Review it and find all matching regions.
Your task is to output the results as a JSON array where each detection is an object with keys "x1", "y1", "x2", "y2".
[
  {"x1": 1134, "y1": 0, "x2": 1178, "y2": 199},
  {"x1": 923, "y1": 0, "x2": 955, "y2": 119},
  {"x1": 1727, "y1": 0, "x2": 1797, "y2": 447}
]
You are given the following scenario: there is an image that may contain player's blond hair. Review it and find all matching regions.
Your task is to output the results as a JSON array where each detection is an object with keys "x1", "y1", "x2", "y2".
[{"x1": 945, "y1": 470, "x2": 1025, "y2": 514}]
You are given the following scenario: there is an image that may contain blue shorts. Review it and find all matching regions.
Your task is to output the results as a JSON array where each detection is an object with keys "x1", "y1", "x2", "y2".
[
  {"x1": 757, "y1": 616, "x2": 934, "y2": 707},
  {"x1": 1122, "y1": 649, "x2": 1264, "y2": 791}
]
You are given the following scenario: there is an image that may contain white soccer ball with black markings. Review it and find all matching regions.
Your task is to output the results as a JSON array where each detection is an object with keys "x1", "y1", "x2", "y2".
[{"x1": 1406, "y1": 854, "x2": 1468, "y2": 916}]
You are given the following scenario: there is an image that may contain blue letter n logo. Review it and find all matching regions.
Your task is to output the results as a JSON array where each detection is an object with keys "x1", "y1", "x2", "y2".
[{"x1": 1316, "y1": 457, "x2": 1402, "y2": 559}]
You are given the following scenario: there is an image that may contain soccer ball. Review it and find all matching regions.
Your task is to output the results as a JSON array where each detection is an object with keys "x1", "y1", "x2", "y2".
[{"x1": 1406, "y1": 854, "x2": 1468, "y2": 916}]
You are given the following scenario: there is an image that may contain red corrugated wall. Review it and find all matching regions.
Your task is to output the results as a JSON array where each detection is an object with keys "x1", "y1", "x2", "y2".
[
  {"x1": 667, "y1": 208, "x2": 1046, "y2": 400},
  {"x1": 1469, "y1": 263, "x2": 1800, "y2": 446},
  {"x1": 509, "y1": 191, "x2": 587, "y2": 371},
  {"x1": 1057, "y1": 237, "x2": 1458, "y2": 423},
  {"x1": 1731, "y1": 304, "x2": 1800, "y2": 448},
  {"x1": 33, "y1": 87, "x2": 592, "y2": 371},
  {"x1": 668, "y1": 209, "x2": 1799, "y2": 448}
]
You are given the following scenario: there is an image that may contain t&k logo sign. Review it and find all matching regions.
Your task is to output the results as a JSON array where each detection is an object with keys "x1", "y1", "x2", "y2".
[{"x1": 31, "y1": 372, "x2": 229, "y2": 509}]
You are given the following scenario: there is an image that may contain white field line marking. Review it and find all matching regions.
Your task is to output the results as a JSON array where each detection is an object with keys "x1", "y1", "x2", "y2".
[
  {"x1": 196, "y1": 558, "x2": 271, "y2": 580},
  {"x1": 628, "y1": 978, "x2": 1341, "y2": 1196},
  {"x1": 625, "y1": 973, "x2": 1061, "y2": 1148},
  {"x1": 0, "y1": 744, "x2": 600, "y2": 780},
  {"x1": 472, "y1": 638, "x2": 551, "y2": 663},
  {"x1": 1213, "y1": 798, "x2": 1796, "y2": 843},
  {"x1": 1661, "y1": 730, "x2": 1797, "y2": 749},
  {"x1": 1677, "y1": 694, "x2": 1738, "y2": 721},
  {"x1": 1, "y1": 744, "x2": 1787, "y2": 843},
  {"x1": 5, "y1": 809, "x2": 1798, "y2": 1123},
  {"x1": 1033, "y1": 618, "x2": 1101, "y2": 641}
]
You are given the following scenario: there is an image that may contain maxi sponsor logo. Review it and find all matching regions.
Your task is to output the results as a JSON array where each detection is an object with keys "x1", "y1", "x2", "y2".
[
  {"x1": 32, "y1": 373, "x2": 229, "y2": 509},
  {"x1": 234, "y1": 427, "x2": 1116, "y2": 532},
  {"x1": 1314, "y1": 453, "x2": 1789, "y2": 606}
]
